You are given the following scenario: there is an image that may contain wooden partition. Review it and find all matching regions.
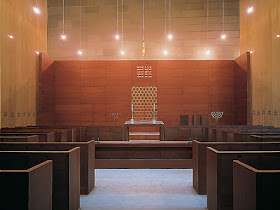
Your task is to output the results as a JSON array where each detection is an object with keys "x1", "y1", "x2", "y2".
[
  {"x1": 251, "y1": 135, "x2": 280, "y2": 142},
  {"x1": 39, "y1": 59, "x2": 241, "y2": 126},
  {"x1": 96, "y1": 141, "x2": 192, "y2": 169},
  {"x1": 0, "y1": 148, "x2": 80, "y2": 210},
  {"x1": 207, "y1": 148, "x2": 280, "y2": 210},
  {"x1": 0, "y1": 132, "x2": 55, "y2": 142},
  {"x1": 233, "y1": 160, "x2": 280, "y2": 210},
  {"x1": 234, "y1": 131, "x2": 280, "y2": 142},
  {"x1": 0, "y1": 160, "x2": 52, "y2": 210},
  {"x1": 0, "y1": 134, "x2": 39, "y2": 142},
  {"x1": 0, "y1": 128, "x2": 67, "y2": 142},
  {"x1": 29, "y1": 127, "x2": 74, "y2": 142},
  {"x1": 192, "y1": 140, "x2": 280, "y2": 195},
  {"x1": 0, "y1": 141, "x2": 95, "y2": 195}
]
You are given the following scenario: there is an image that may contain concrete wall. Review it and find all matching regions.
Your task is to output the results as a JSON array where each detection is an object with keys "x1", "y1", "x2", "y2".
[{"x1": 47, "y1": 0, "x2": 240, "y2": 60}]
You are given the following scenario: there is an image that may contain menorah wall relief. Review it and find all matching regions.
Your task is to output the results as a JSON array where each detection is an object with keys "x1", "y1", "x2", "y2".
[{"x1": 211, "y1": 112, "x2": 224, "y2": 122}]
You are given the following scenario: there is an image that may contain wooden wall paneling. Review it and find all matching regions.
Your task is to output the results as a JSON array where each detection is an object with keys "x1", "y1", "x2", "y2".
[
  {"x1": 240, "y1": 0, "x2": 280, "y2": 127},
  {"x1": 209, "y1": 61, "x2": 235, "y2": 125},
  {"x1": 234, "y1": 52, "x2": 250, "y2": 125},
  {"x1": 106, "y1": 61, "x2": 132, "y2": 126},
  {"x1": 38, "y1": 53, "x2": 55, "y2": 126},
  {"x1": 0, "y1": 0, "x2": 47, "y2": 128},
  {"x1": 55, "y1": 61, "x2": 81, "y2": 126},
  {"x1": 44, "y1": 59, "x2": 240, "y2": 126}
]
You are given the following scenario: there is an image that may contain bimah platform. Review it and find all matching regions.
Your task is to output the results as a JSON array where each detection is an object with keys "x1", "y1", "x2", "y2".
[{"x1": 124, "y1": 121, "x2": 165, "y2": 141}]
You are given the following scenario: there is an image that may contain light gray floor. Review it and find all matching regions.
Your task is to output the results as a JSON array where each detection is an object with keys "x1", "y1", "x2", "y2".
[{"x1": 81, "y1": 169, "x2": 207, "y2": 210}]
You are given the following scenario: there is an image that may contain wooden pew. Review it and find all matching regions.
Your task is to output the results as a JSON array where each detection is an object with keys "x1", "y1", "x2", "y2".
[
  {"x1": 207, "y1": 147, "x2": 280, "y2": 210},
  {"x1": 222, "y1": 127, "x2": 280, "y2": 142},
  {"x1": 217, "y1": 126, "x2": 274, "y2": 142},
  {"x1": 0, "y1": 140, "x2": 95, "y2": 195},
  {"x1": 233, "y1": 160, "x2": 280, "y2": 210},
  {"x1": 0, "y1": 128, "x2": 67, "y2": 142},
  {"x1": 0, "y1": 148, "x2": 80, "y2": 210},
  {"x1": 208, "y1": 126, "x2": 265, "y2": 142},
  {"x1": 29, "y1": 126, "x2": 86, "y2": 142},
  {"x1": 192, "y1": 140, "x2": 280, "y2": 195},
  {"x1": 205, "y1": 126, "x2": 242, "y2": 141},
  {"x1": 0, "y1": 160, "x2": 52, "y2": 210},
  {"x1": 234, "y1": 131, "x2": 280, "y2": 142},
  {"x1": 0, "y1": 134, "x2": 39, "y2": 142},
  {"x1": 28, "y1": 126, "x2": 76, "y2": 142},
  {"x1": 0, "y1": 132, "x2": 55, "y2": 142},
  {"x1": 250, "y1": 135, "x2": 280, "y2": 142}
]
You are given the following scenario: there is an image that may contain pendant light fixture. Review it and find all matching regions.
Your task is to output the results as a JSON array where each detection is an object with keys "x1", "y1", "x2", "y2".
[
  {"x1": 120, "y1": 0, "x2": 125, "y2": 55},
  {"x1": 142, "y1": 0, "x2": 146, "y2": 57},
  {"x1": 247, "y1": 0, "x2": 254, "y2": 14},
  {"x1": 115, "y1": 0, "x2": 120, "y2": 40},
  {"x1": 167, "y1": 0, "x2": 173, "y2": 40},
  {"x1": 163, "y1": 0, "x2": 168, "y2": 55},
  {"x1": 60, "y1": 0, "x2": 67, "y2": 40},
  {"x1": 33, "y1": 0, "x2": 41, "y2": 14},
  {"x1": 77, "y1": 0, "x2": 83, "y2": 55},
  {"x1": 221, "y1": 0, "x2": 226, "y2": 39},
  {"x1": 205, "y1": 0, "x2": 210, "y2": 54}
]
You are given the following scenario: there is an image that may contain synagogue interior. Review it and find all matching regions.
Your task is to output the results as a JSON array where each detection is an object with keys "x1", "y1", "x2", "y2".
[{"x1": 0, "y1": 0, "x2": 280, "y2": 209}]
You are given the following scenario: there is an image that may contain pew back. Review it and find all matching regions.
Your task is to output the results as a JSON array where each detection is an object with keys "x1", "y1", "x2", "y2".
[
  {"x1": 192, "y1": 140, "x2": 280, "y2": 195},
  {"x1": 0, "y1": 141, "x2": 95, "y2": 195},
  {"x1": 207, "y1": 148, "x2": 280, "y2": 210},
  {"x1": 0, "y1": 148, "x2": 80, "y2": 210},
  {"x1": 0, "y1": 160, "x2": 52, "y2": 210}
]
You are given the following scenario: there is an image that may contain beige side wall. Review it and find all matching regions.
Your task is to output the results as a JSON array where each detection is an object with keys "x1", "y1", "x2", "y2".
[
  {"x1": 47, "y1": 0, "x2": 240, "y2": 60},
  {"x1": 240, "y1": 0, "x2": 280, "y2": 126},
  {"x1": 0, "y1": 0, "x2": 48, "y2": 128}
]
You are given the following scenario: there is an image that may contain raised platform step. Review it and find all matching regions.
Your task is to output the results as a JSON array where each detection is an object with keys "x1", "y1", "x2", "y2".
[{"x1": 129, "y1": 132, "x2": 160, "y2": 140}]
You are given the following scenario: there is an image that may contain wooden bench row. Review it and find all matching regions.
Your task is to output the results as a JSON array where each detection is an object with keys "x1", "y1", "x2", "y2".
[
  {"x1": 0, "y1": 138, "x2": 94, "y2": 210},
  {"x1": 0, "y1": 147, "x2": 80, "y2": 210},
  {"x1": 207, "y1": 147, "x2": 280, "y2": 210},
  {"x1": 0, "y1": 126, "x2": 87, "y2": 142},
  {"x1": 193, "y1": 125, "x2": 280, "y2": 209}
]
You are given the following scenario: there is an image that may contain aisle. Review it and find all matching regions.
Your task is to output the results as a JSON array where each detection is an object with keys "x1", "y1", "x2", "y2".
[{"x1": 81, "y1": 169, "x2": 207, "y2": 210}]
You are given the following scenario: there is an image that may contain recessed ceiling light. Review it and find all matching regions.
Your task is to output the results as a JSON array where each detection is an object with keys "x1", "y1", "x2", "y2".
[
  {"x1": 206, "y1": 49, "x2": 211, "y2": 55},
  {"x1": 163, "y1": 50, "x2": 168, "y2": 55},
  {"x1": 120, "y1": 50, "x2": 125, "y2": 55},
  {"x1": 77, "y1": 50, "x2": 83, "y2": 55},
  {"x1": 8, "y1": 35, "x2": 14, "y2": 39},
  {"x1": 221, "y1": 34, "x2": 226, "y2": 39},
  {"x1": 167, "y1": 34, "x2": 173, "y2": 40}
]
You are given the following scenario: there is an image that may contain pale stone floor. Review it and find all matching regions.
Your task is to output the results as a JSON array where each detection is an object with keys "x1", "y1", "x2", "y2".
[{"x1": 80, "y1": 169, "x2": 207, "y2": 210}]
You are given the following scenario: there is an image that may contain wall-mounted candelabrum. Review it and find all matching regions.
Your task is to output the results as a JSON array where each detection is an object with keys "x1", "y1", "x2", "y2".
[
  {"x1": 211, "y1": 112, "x2": 223, "y2": 123},
  {"x1": 110, "y1": 113, "x2": 122, "y2": 126}
]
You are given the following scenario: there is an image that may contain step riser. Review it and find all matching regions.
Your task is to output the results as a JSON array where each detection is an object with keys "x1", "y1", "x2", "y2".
[{"x1": 129, "y1": 135, "x2": 160, "y2": 140}]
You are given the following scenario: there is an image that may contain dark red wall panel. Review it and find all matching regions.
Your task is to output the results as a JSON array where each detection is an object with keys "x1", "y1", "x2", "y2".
[{"x1": 39, "y1": 58, "x2": 248, "y2": 126}]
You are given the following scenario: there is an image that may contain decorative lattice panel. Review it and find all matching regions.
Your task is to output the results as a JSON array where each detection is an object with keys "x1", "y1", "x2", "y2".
[
  {"x1": 131, "y1": 86, "x2": 157, "y2": 121},
  {"x1": 137, "y1": 66, "x2": 152, "y2": 78}
]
